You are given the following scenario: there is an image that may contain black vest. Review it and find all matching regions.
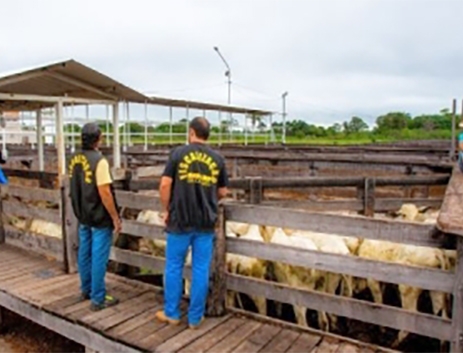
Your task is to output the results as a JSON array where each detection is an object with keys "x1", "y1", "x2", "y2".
[{"x1": 69, "y1": 150, "x2": 118, "y2": 228}]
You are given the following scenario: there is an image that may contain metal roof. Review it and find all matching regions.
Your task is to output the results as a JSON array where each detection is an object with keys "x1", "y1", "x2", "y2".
[
  {"x1": 148, "y1": 95, "x2": 272, "y2": 115},
  {"x1": 0, "y1": 59, "x2": 273, "y2": 115},
  {"x1": 0, "y1": 59, "x2": 149, "y2": 110}
]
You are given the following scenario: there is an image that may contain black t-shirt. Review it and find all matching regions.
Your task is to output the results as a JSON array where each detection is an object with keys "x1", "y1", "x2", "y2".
[{"x1": 163, "y1": 143, "x2": 229, "y2": 234}]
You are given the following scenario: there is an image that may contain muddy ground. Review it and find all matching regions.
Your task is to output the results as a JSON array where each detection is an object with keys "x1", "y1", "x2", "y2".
[{"x1": 0, "y1": 309, "x2": 83, "y2": 353}]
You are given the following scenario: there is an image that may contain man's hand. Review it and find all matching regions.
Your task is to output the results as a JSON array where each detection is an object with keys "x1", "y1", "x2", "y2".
[
  {"x1": 161, "y1": 211, "x2": 169, "y2": 226},
  {"x1": 113, "y1": 217, "x2": 122, "y2": 234}
]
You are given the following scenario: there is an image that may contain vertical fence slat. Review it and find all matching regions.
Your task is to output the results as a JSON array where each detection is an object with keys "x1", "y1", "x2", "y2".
[
  {"x1": 452, "y1": 236, "x2": 463, "y2": 352},
  {"x1": 0, "y1": 186, "x2": 4, "y2": 244},
  {"x1": 206, "y1": 205, "x2": 227, "y2": 317},
  {"x1": 364, "y1": 178, "x2": 376, "y2": 217},
  {"x1": 63, "y1": 178, "x2": 78, "y2": 273}
]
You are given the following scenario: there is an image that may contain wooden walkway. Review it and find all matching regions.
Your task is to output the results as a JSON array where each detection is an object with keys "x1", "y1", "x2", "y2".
[{"x1": 0, "y1": 245, "x2": 394, "y2": 353}]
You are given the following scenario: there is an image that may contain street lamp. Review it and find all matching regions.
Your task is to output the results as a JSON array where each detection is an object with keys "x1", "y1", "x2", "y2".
[
  {"x1": 282, "y1": 91, "x2": 288, "y2": 144},
  {"x1": 213, "y1": 46, "x2": 232, "y2": 141}
]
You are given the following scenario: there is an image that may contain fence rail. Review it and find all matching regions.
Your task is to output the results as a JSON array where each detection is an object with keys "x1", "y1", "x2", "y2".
[{"x1": 0, "y1": 171, "x2": 461, "y2": 350}]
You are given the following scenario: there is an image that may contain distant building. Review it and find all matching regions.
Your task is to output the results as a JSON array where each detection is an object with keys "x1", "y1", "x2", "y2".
[{"x1": 0, "y1": 111, "x2": 37, "y2": 144}]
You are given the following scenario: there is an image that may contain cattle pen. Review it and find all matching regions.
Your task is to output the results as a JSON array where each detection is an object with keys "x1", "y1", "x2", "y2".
[{"x1": 0, "y1": 162, "x2": 460, "y2": 352}]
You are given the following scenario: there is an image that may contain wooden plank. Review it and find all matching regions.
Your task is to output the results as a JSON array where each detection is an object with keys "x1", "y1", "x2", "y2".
[
  {"x1": 0, "y1": 290, "x2": 142, "y2": 353},
  {"x1": 95, "y1": 294, "x2": 162, "y2": 331},
  {"x1": 226, "y1": 274, "x2": 452, "y2": 341},
  {"x1": 312, "y1": 338, "x2": 339, "y2": 353},
  {"x1": 63, "y1": 178, "x2": 78, "y2": 273},
  {"x1": 178, "y1": 317, "x2": 245, "y2": 353},
  {"x1": 9, "y1": 273, "x2": 72, "y2": 295},
  {"x1": 3, "y1": 199, "x2": 61, "y2": 223},
  {"x1": 226, "y1": 237, "x2": 454, "y2": 293},
  {"x1": 31, "y1": 280, "x2": 81, "y2": 306},
  {"x1": 258, "y1": 328, "x2": 299, "y2": 353},
  {"x1": 437, "y1": 165, "x2": 463, "y2": 236},
  {"x1": 107, "y1": 306, "x2": 160, "y2": 337},
  {"x1": 15, "y1": 276, "x2": 78, "y2": 302},
  {"x1": 225, "y1": 204, "x2": 449, "y2": 248},
  {"x1": 2, "y1": 185, "x2": 60, "y2": 203},
  {"x1": 286, "y1": 333, "x2": 322, "y2": 353},
  {"x1": 155, "y1": 315, "x2": 232, "y2": 353},
  {"x1": 109, "y1": 247, "x2": 192, "y2": 279},
  {"x1": 262, "y1": 200, "x2": 364, "y2": 212},
  {"x1": 4, "y1": 225, "x2": 63, "y2": 261},
  {"x1": 141, "y1": 321, "x2": 188, "y2": 351},
  {"x1": 207, "y1": 206, "x2": 227, "y2": 316},
  {"x1": 80, "y1": 290, "x2": 154, "y2": 326},
  {"x1": 231, "y1": 323, "x2": 281, "y2": 353},
  {"x1": 121, "y1": 220, "x2": 165, "y2": 240},
  {"x1": 206, "y1": 320, "x2": 261, "y2": 353},
  {"x1": 115, "y1": 190, "x2": 162, "y2": 210},
  {"x1": 335, "y1": 343, "x2": 361, "y2": 353},
  {"x1": 451, "y1": 236, "x2": 463, "y2": 352}
]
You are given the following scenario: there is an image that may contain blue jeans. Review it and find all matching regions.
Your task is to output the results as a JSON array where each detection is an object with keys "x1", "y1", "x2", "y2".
[
  {"x1": 164, "y1": 231, "x2": 214, "y2": 325},
  {"x1": 77, "y1": 224, "x2": 113, "y2": 305}
]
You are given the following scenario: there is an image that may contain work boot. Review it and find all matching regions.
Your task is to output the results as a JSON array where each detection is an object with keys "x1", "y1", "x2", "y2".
[
  {"x1": 189, "y1": 317, "x2": 205, "y2": 330},
  {"x1": 155, "y1": 311, "x2": 180, "y2": 325},
  {"x1": 79, "y1": 292, "x2": 90, "y2": 301},
  {"x1": 90, "y1": 294, "x2": 119, "y2": 311}
]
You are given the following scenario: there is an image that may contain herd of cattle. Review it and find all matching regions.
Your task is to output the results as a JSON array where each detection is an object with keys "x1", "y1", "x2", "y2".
[{"x1": 4, "y1": 199, "x2": 452, "y2": 348}]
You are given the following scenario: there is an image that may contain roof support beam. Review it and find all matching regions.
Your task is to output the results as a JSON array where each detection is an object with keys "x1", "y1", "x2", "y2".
[
  {"x1": 0, "y1": 93, "x2": 115, "y2": 105},
  {"x1": 0, "y1": 71, "x2": 44, "y2": 88},
  {"x1": 45, "y1": 71, "x2": 119, "y2": 101}
]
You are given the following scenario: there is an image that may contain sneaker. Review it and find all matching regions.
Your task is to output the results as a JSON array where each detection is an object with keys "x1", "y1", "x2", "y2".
[
  {"x1": 189, "y1": 317, "x2": 204, "y2": 330},
  {"x1": 90, "y1": 295, "x2": 119, "y2": 311},
  {"x1": 155, "y1": 311, "x2": 180, "y2": 325},
  {"x1": 79, "y1": 292, "x2": 90, "y2": 301}
]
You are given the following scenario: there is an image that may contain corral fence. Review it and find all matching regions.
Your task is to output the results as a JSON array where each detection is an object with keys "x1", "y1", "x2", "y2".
[{"x1": 0, "y1": 170, "x2": 462, "y2": 351}]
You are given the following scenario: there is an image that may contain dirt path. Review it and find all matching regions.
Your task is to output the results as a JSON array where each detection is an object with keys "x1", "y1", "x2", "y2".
[{"x1": 0, "y1": 310, "x2": 83, "y2": 353}]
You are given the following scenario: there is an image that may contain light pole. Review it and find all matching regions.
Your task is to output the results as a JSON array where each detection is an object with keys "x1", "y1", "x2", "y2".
[
  {"x1": 282, "y1": 91, "x2": 288, "y2": 144},
  {"x1": 213, "y1": 46, "x2": 232, "y2": 141}
]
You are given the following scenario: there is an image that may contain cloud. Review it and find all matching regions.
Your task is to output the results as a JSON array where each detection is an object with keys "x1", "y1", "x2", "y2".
[{"x1": 1, "y1": 0, "x2": 463, "y2": 127}]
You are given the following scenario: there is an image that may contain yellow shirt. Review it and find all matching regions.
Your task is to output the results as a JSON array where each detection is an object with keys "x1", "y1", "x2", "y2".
[{"x1": 95, "y1": 158, "x2": 112, "y2": 186}]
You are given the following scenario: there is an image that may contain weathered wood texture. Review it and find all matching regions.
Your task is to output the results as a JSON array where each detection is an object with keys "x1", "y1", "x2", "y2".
[
  {"x1": 226, "y1": 237, "x2": 454, "y2": 293},
  {"x1": 206, "y1": 206, "x2": 227, "y2": 316},
  {"x1": 226, "y1": 274, "x2": 452, "y2": 341},
  {"x1": 63, "y1": 179, "x2": 78, "y2": 273},
  {"x1": 451, "y1": 237, "x2": 463, "y2": 352},
  {"x1": 437, "y1": 165, "x2": 463, "y2": 236},
  {"x1": 0, "y1": 246, "x2": 392, "y2": 353},
  {"x1": 225, "y1": 203, "x2": 449, "y2": 248},
  {"x1": 2, "y1": 185, "x2": 60, "y2": 203},
  {"x1": 3, "y1": 200, "x2": 61, "y2": 224}
]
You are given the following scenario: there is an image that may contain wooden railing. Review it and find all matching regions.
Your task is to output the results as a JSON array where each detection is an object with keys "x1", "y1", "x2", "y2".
[
  {"x1": 0, "y1": 171, "x2": 460, "y2": 350},
  {"x1": 61, "y1": 185, "x2": 458, "y2": 349}
]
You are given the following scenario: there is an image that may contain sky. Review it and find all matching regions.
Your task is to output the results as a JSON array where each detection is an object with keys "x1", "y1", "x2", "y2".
[{"x1": 1, "y1": 0, "x2": 463, "y2": 128}]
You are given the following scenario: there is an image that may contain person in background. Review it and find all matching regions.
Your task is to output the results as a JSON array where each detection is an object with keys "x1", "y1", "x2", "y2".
[
  {"x1": 68, "y1": 123, "x2": 121, "y2": 311},
  {"x1": 156, "y1": 116, "x2": 229, "y2": 329},
  {"x1": 459, "y1": 122, "x2": 463, "y2": 172}
]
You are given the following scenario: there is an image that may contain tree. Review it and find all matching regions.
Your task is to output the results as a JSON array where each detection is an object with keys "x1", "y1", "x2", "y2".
[
  {"x1": 375, "y1": 112, "x2": 411, "y2": 133},
  {"x1": 344, "y1": 116, "x2": 368, "y2": 134}
]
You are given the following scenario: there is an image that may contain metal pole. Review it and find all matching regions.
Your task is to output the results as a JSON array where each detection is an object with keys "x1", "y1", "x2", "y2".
[
  {"x1": 169, "y1": 106, "x2": 173, "y2": 145},
  {"x1": 105, "y1": 104, "x2": 110, "y2": 147},
  {"x1": 55, "y1": 100, "x2": 65, "y2": 177},
  {"x1": 126, "y1": 102, "x2": 131, "y2": 147},
  {"x1": 144, "y1": 101, "x2": 148, "y2": 151},
  {"x1": 218, "y1": 110, "x2": 222, "y2": 146},
  {"x1": 113, "y1": 103, "x2": 121, "y2": 169},
  {"x1": 71, "y1": 103, "x2": 75, "y2": 153},
  {"x1": 185, "y1": 106, "x2": 189, "y2": 145},
  {"x1": 244, "y1": 113, "x2": 248, "y2": 146},
  {"x1": 451, "y1": 98, "x2": 457, "y2": 160},
  {"x1": 36, "y1": 109, "x2": 44, "y2": 171},
  {"x1": 213, "y1": 46, "x2": 232, "y2": 142},
  {"x1": 85, "y1": 104, "x2": 89, "y2": 121},
  {"x1": 282, "y1": 92, "x2": 288, "y2": 144},
  {"x1": 122, "y1": 102, "x2": 127, "y2": 152}
]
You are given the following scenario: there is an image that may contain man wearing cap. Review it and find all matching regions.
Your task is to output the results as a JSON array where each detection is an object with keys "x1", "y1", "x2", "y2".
[
  {"x1": 156, "y1": 116, "x2": 229, "y2": 329},
  {"x1": 68, "y1": 123, "x2": 121, "y2": 311}
]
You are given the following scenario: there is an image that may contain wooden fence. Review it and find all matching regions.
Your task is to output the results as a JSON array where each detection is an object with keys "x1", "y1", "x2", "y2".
[{"x1": 0, "y1": 173, "x2": 461, "y2": 350}]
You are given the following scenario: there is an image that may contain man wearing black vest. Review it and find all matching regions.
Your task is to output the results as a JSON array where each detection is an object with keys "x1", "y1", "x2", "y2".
[
  {"x1": 155, "y1": 116, "x2": 229, "y2": 329},
  {"x1": 69, "y1": 123, "x2": 121, "y2": 311}
]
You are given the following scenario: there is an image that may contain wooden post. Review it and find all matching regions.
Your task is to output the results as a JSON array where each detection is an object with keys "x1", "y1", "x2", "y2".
[
  {"x1": 232, "y1": 158, "x2": 238, "y2": 200},
  {"x1": 0, "y1": 186, "x2": 4, "y2": 245},
  {"x1": 364, "y1": 178, "x2": 376, "y2": 217},
  {"x1": 249, "y1": 177, "x2": 263, "y2": 204},
  {"x1": 63, "y1": 178, "x2": 78, "y2": 273},
  {"x1": 36, "y1": 109, "x2": 44, "y2": 172},
  {"x1": 451, "y1": 98, "x2": 457, "y2": 161},
  {"x1": 112, "y1": 103, "x2": 121, "y2": 169},
  {"x1": 451, "y1": 236, "x2": 463, "y2": 352},
  {"x1": 206, "y1": 205, "x2": 227, "y2": 317}
]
